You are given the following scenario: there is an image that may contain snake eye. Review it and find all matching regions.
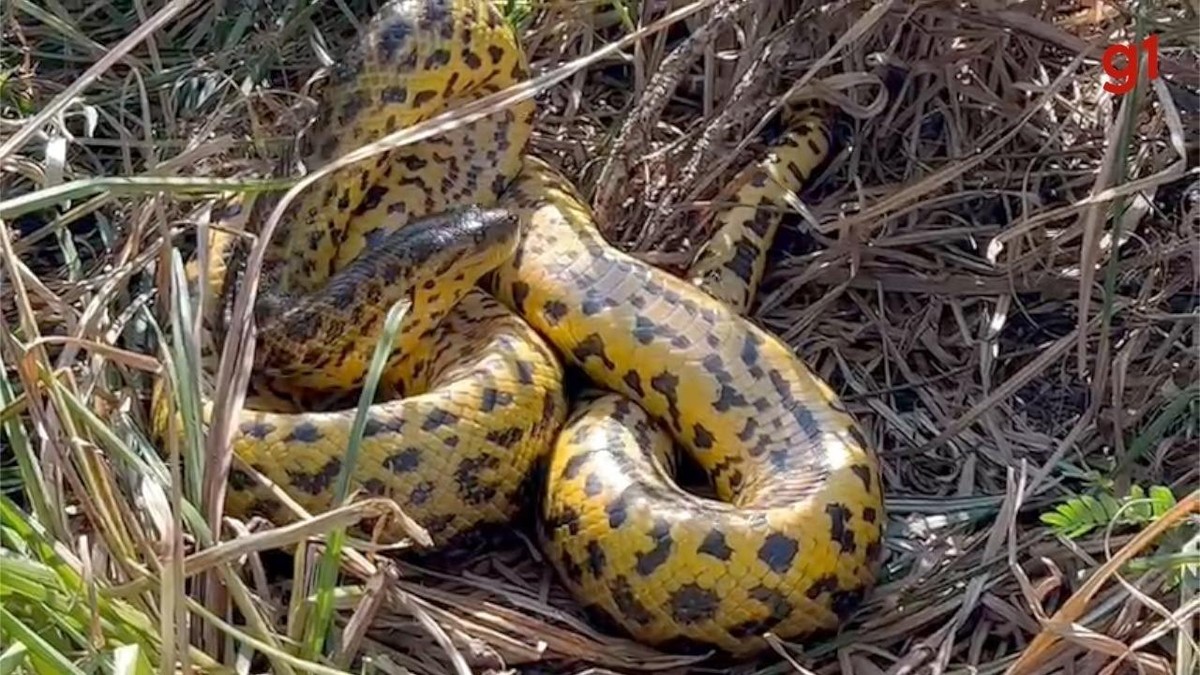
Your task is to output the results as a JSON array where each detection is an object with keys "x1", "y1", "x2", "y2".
[{"x1": 466, "y1": 207, "x2": 521, "y2": 248}]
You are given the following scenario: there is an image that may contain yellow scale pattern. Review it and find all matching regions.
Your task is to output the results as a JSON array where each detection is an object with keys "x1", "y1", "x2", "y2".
[{"x1": 154, "y1": 0, "x2": 886, "y2": 656}]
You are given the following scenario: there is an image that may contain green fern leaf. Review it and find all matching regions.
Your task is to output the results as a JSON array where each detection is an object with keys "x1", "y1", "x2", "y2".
[
  {"x1": 1039, "y1": 511, "x2": 1075, "y2": 530},
  {"x1": 1098, "y1": 493, "x2": 1123, "y2": 523},
  {"x1": 1126, "y1": 485, "x2": 1152, "y2": 521},
  {"x1": 1148, "y1": 486, "x2": 1176, "y2": 518},
  {"x1": 1081, "y1": 495, "x2": 1110, "y2": 525},
  {"x1": 1041, "y1": 484, "x2": 1179, "y2": 539}
]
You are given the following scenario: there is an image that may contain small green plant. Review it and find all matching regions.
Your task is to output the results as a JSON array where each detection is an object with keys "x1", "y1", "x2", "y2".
[
  {"x1": 1042, "y1": 485, "x2": 1198, "y2": 590},
  {"x1": 1041, "y1": 484, "x2": 1178, "y2": 539},
  {"x1": 502, "y1": 0, "x2": 537, "y2": 31}
]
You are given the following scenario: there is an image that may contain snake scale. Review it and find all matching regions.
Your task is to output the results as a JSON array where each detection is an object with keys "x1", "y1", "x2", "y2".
[{"x1": 156, "y1": 0, "x2": 886, "y2": 656}]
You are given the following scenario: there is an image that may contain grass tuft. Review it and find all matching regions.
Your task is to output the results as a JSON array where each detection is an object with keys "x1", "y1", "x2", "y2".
[{"x1": 1, "y1": 0, "x2": 1197, "y2": 673}]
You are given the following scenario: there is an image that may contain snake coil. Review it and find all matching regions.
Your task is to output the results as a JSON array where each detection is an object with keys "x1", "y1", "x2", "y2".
[{"x1": 155, "y1": 0, "x2": 886, "y2": 656}]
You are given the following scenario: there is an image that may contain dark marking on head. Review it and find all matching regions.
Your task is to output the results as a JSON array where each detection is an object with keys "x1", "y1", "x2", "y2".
[
  {"x1": 785, "y1": 159, "x2": 810, "y2": 185},
  {"x1": 692, "y1": 423, "x2": 714, "y2": 450},
  {"x1": 398, "y1": 154, "x2": 427, "y2": 171}
]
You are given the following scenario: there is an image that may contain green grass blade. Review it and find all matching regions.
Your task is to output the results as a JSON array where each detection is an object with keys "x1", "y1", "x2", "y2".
[
  {"x1": 0, "y1": 640, "x2": 29, "y2": 675},
  {"x1": 299, "y1": 298, "x2": 410, "y2": 661},
  {"x1": 0, "y1": 607, "x2": 87, "y2": 675},
  {"x1": 0, "y1": 338, "x2": 57, "y2": 534},
  {"x1": 0, "y1": 175, "x2": 294, "y2": 221}
]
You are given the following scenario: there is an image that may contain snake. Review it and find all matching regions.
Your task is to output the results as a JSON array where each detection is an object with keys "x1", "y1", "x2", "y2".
[{"x1": 153, "y1": 0, "x2": 886, "y2": 657}]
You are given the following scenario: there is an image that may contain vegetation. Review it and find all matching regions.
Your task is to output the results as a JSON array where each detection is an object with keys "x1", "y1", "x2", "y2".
[{"x1": 1, "y1": 0, "x2": 1197, "y2": 673}]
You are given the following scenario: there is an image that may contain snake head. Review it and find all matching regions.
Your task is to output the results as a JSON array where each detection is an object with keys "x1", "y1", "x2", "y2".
[
  {"x1": 404, "y1": 205, "x2": 522, "y2": 278},
  {"x1": 448, "y1": 204, "x2": 520, "y2": 256}
]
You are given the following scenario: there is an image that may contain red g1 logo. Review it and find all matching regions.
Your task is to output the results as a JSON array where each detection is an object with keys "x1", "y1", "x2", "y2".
[{"x1": 1102, "y1": 34, "x2": 1160, "y2": 95}]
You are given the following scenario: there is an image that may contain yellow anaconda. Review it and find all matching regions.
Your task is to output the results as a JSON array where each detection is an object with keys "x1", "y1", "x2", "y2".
[{"x1": 156, "y1": 0, "x2": 886, "y2": 656}]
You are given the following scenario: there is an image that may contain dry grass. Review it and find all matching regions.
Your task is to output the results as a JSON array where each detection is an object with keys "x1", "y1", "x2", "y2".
[{"x1": 1, "y1": 0, "x2": 1198, "y2": 673}]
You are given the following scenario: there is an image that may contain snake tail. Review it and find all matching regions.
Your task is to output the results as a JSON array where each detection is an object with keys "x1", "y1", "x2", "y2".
[{"x1": 688, "y1": 105, "x2": 832, "y2": 314}]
